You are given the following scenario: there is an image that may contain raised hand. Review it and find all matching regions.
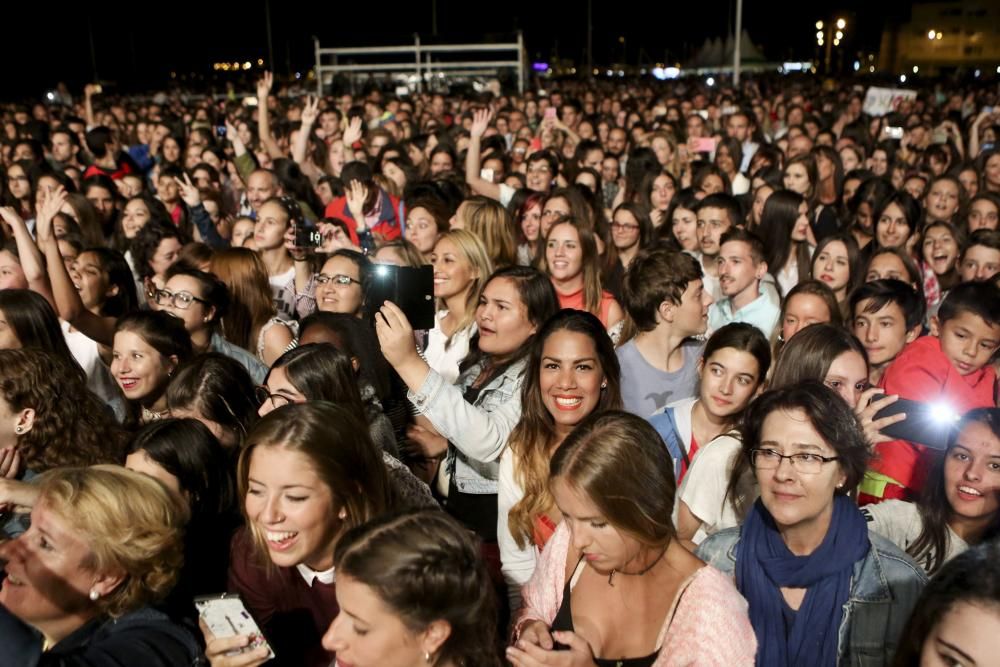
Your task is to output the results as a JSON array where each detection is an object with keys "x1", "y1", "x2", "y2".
[
  {"x1": 342, "y1": 116, "x2": 363, "y2": 147},
  {"x1": 175, "y1": 173, "x2": 201, "y2": 208},
  {"x1": 345, "y1": 179, "x2": 368, "y2": 220},
  {"x1": 256, "y1": 71, "x2": 273, "y2": 102},
  {"x1": 35, "y1": 187, "x2": 68, "y2": 242},
  {"x1": 301, "y1": 95, "x2": 320, "y2": 127},
  {"x1": 470, "y1": 107, "x2": 493, "y2": 139}
]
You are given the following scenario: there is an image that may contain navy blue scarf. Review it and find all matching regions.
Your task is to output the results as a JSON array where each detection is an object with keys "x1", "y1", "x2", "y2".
[{"x1": 736, "y1": 495, "x2": 870, "y2": 667}]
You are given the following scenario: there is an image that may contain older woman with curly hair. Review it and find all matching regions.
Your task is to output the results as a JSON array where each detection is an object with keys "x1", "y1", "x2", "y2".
[{"x1": 0, "y1": 465, "x2": 201, "y2": 665}]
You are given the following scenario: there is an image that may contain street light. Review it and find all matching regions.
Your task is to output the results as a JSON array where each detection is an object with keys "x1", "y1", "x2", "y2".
[
  {"x1": 816, "y1": 20, "x2": 824, "y2": 30},
  {"x1": 928, "y1": 29, "x2": 937, "y2": 40},
  {"x1": 836, "y1": 18, "x2": 846, "y2": 30}
]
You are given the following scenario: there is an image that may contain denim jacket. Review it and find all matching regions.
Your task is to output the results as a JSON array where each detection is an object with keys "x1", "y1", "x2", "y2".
[
  {"x1": 210, "y1": 333, "x2": 268, "y2": 385},
  {"x1": 409, "y1": 357, "x2": 526, "y2": 495},
  {"x1": 696, "y1": 527, "x2": 927, "y2": 666}
]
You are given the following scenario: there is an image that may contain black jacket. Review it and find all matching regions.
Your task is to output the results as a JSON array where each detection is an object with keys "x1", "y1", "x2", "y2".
[{"x1": 0, "y1": 604, "x2": 202, "y2": 666}]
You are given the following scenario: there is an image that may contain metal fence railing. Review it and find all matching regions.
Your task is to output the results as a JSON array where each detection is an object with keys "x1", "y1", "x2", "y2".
[{"x1": 314, "y1": 33, "x2": 525, "y2": 95}]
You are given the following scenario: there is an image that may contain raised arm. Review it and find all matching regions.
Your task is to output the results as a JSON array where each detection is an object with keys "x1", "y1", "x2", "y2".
[
  {"x1": 35, "y1": 188, "x2": 117, "y2": 346},
  {"x1": 292, "y1": 95, "x2": 319, "y2": 166},
  {"x1": 256, "y1": 72, "x2": 284, "y2": 160},
  {"x1": 0, "y1": 207, "x2": 54, "y2": 307},
  {"x1": 465, "y1": 108, "x2": 502, "y2": 201}
]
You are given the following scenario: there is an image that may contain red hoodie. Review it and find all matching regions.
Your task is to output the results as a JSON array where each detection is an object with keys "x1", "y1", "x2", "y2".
[{"x1": 871, "y1": 335, "x2": 996, "y2": 496}]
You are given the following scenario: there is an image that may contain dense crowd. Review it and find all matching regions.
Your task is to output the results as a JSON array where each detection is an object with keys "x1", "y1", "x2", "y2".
[{"x1": 0, "y1": 70, "x2": 999, "y2": 666}]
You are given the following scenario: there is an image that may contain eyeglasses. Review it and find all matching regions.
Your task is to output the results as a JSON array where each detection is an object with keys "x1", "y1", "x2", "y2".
[
  {"x1": 316, "y1": 273, "x2": 361, "y2": 286},
  {"x1": 610, "y1": 221, "x2": 640, "y2": 232},
  {"x1": 154, "y1": 289, "x2": 210, "y2": 310},
  {"x1": 254, "y1": 386, "x2": 291, "y2": 409},
  {"x1": 750, "y1": 448, "x2": 840, "y2": 474}
]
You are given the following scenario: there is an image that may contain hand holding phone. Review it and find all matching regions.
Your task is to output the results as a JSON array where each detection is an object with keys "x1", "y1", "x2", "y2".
[
  {"x1": 365, "y1": 264, "x2": 435, "y2": 330},
  {"x1": 692, "y1": 137, "x2": 717, "y2": 153},
  {"x1": 869, "y1": 393, "x2": 959, "y2": 450},
  {"x1": 197, "y1": 594, "x2": 275, "y2": 663}
]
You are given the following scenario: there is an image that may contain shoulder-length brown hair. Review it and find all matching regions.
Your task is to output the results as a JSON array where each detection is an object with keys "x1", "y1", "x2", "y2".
[
  {"x1": 210, "y1": 248, "x2": 277, "y2": 351},
  {"x1": 537, "y1": 219, "x2": 604, "y2": 316},
  {"x1": 550, "y1": 410, "x2": 676, "y2": 549},
  {"x1": 237, "y1": 401, "x2": 391, "y2": 568}
]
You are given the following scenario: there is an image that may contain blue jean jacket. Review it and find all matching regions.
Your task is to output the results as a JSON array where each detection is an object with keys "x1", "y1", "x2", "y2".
[
  {"x1": 409, "y1": 358, "x2": 526, "y2": 495},
  {"x1": 696, "y1": 527, "x2": 927, "y2": 666}
]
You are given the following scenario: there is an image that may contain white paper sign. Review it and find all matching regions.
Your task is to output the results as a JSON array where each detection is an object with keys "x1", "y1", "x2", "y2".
[{"x1": 863, "y1": 87, "x2": 918, "y2": 117}]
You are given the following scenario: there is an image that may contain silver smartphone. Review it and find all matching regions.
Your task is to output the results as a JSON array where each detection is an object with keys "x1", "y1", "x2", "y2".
[{"x1": 196, "y1": 593, "x2": 275, "y2": 661}]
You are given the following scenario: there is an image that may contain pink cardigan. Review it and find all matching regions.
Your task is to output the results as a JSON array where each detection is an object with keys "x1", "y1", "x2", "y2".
[{"x1": 516, "y1": 523, "x2": 757, "y2": 667}]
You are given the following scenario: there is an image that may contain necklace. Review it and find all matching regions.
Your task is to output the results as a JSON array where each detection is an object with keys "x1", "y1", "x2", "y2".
[
  {"x1": 141, "y1": 406, "x2": 169, "y2": 423},
  {"x1": 607, "y1": 546, "x2": 668, "y2": 586}
]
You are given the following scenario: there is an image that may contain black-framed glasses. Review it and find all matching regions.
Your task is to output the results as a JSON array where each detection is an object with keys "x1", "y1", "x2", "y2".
[
  {"x1": 316, "y1": 273, "x2": 360, "y2": 286},
  {"x1": 750, "y1": 448, "x2": 840, "y2": 474},
  {"x1": 154, "y1": 289, "x2": 210, "y2": 310},
  {"x1": 254, "y1": 386, "x2": 291, "y2": 409},
  {"x1": 610, "y1": 221, "x2": 640, "y2": 232}
]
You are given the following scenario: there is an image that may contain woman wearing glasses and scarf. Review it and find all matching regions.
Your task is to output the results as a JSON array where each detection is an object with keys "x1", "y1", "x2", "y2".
[{"x1": 697, "y1": 381, "x2": 927, "y2": 666}]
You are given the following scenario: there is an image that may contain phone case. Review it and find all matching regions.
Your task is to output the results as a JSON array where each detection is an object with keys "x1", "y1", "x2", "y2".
[{"x1": 196, "y1": 593, "x2": 276, "y2": 660}]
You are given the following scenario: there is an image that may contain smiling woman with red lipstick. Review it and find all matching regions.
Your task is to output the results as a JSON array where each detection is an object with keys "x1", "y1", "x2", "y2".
[
  {"x1": 863, "y1": 408, "x2": 1000, "y2": 575},
  {"x1": 111, "y1": 311, "x2": 192, "y2": 428},
  {"x1": 499, "y1": 309, "x2": 622, "y2": 614}
]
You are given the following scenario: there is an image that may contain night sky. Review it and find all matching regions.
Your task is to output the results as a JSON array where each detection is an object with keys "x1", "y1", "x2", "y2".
[{"x1": 7, "y1": 0, "x2": 917, "y2": 99}]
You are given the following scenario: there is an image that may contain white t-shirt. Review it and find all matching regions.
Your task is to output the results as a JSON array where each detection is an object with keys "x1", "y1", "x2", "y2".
[
  {"x1": 861, "y1": 499, "x2": 968, "y2": 573},
  {"x1": 63, "y1": 321, "x2": 126, "y2": 422},
  {"x1": 675, "y1": 434, "x2": 752, "y2": 545},
  {"x1": 423, "y1": 311, "x2": 476, "y2": 386}
]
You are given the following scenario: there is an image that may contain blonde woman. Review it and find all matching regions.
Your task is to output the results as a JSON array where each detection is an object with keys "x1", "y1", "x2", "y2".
[
  {"x1": 453, "y1": 195, "x2": 518, "y2": 268},
  {"x1": 424, "y1": 230, "x2": 493, "y2": 385}
]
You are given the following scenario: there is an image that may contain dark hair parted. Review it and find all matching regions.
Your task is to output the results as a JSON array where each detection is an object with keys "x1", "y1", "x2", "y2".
[
  {"x1": 127, "y1": 418, "x2": 238, "y2": 524},
  {"x1": 891, "y1": 541, "x2": 1000, "y2": 667},
  {"x1": 621, "y1": 247, "x2": 702, "y2": 332},
  {"x1": 550, "y1": 410, "x2": 676, "y2": 548},
  {"x1": 267, "y1": 343, "x2": 366, "y2": 415},
  {"x1": 704, "y1": 322, "x2": 772, "y2": 384},
  {"x1": 334, "y1": 510, "x2": 500, "y2": 667},
  {"x1": 166, "y1": 353, "x2": 258, "y2": 448},
  {"x1": 508, "y1": 310, "x2": 623, "y2": 549},
  {"x1": 771, "y1": 323, "x2": 868, "y2": 390}
]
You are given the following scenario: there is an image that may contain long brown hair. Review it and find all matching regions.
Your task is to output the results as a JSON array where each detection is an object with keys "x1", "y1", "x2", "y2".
[
  {"x1": 550, "y1": 411, "x2": 677, "y2": 548},
  {"x1": 210, "y1": 248, "x2": 277, "y2": 351},
  {"x1": 237, "y1": 402, "x2": 391, "y2": 568},
  {"x1": 507, "y1": 310, "x2": 622, "y2": 548},
  {"x1": 538, "y1": 219, "x2": 604, "y2": 316}
]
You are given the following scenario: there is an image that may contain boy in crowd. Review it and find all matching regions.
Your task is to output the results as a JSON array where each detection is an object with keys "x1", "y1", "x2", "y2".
[
  {"x1": 850, "y1": 279, "x2": 925, "y2": 386},
  {"x1": 708, "y1": 229, "x2": 780, "y2": 339},
  {"x1": 617, "y1": 248, "x2": 713, "y2": 416},
  {"x1": 958, "y1": 229, "x2": 1000, "y2": 283},
  {"x1": 860, "y1": 282, "x2": 1000, "y2": 504},
  {"x1": 695, "y1": 194, "x2": 742, "y2": 301}
]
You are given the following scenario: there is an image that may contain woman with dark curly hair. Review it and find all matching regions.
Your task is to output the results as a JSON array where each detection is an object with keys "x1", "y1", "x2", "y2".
[{"x1": 0, "y1": 348, "x2": 124, "y2": 479}]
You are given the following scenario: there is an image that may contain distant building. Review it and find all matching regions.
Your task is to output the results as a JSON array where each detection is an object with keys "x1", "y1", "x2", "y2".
[{"x1": 879, "y1": 0, "x2": 1000, "y2": 75}]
